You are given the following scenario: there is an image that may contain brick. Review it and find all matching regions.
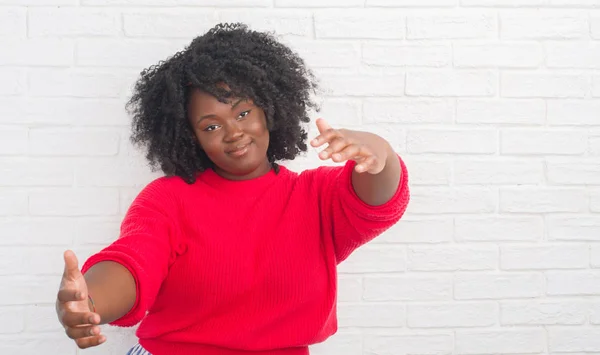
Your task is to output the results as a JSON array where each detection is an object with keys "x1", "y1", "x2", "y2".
[
  {"x1": 409, "y1": 187, "x2": 496, "y2": 214},
  {"x1": 363, "y1": 44, "x2": 450, "y2": 67},
  {"x1": 408, "y1": 302, "x2": 497, "y2": 328},
  {"x1": 29, "y1": 8, "x2": 119, "y2": 37},
  {"x1": 454, "y1": 158, "x2": 544, "y2": 185},
  {"x1": 547, "y1": 271, "x2": 600, "y2": 295},
  {"x1": 593, "y1": 16, "x2": 600, "y2": 39},
  {"x1": 549, "y1": 0, "x2": 600, "y2": 6},
  {"x1": 338, "y1": 303, "x2": 405, "y2": 328},
  {"x1": 364, "y1": 99, "x2": 453, "y2": 124},
  {"x1": 0, "y1": 39, "x2": 73, "y2": 67},
  {"x1": 502, "y1": 245, "x2": 588, "y2": 270},
  {"x1": 592, "y1": 302, "x2": 600, "y2": 324},
  {"x1": 124, "y1": 10, "x2": 217, "y2": 38},
  {"x1": 407, "y1": 70, "x2": 496, "y2": 97},
  {"x1": 28, "y1": 69, "x2": 129, "y2": 98},
  {"x1": 593, "y1": 190, "x2": 600, "y2": 212},
  {"x1": 363, "y1": 275, "x2": 452, "y2": 301},
  {"x1": 501, "y1": 11, "x2": 588, "y2": 39},
  {"x1": 501, "y1": 188, "x2": 588, "y2": 213},
  {"x1": 0, "y1": 190, "x2": 27, "y2": 216},
  {"x1": 30, "y1": 128, "x2": 119, "y2": 157},
  {"x1": 0, "y1": 0, "x2": 75, "y2": 3},
  {"x1": 455, "y1": 329, "x2": 545, "y2": 354},
  {"x1": 25, "y1": 305, "x2": 63, "y2": 333},
  {"x1": 277, "y1": 0, "x2": 363, "y2": 6},
  {"x1": 374, "y1": 217, "x2": 453, "y2": 244},
  {"x1": 548, "y1": 100, "x2": 600, "y2": 126},
  {"x1": 549, "y1": 328, "x2": 600, "y2": 352},
  {"x1": 83, "y1": 0, "x2": 269, "y2": 4},
  {"x1": 337, "y1": 276, "x2": 362, "y2": 302},
  {"x1": 0, "y1": 68, "x2": 25, "y2": 96},
  {"x1": 590, "y1": 135, "x2": 600, "y2": 155},
  {"x1": 501, "y1": 301, "x2": 587, "y2": 325},
  {"x1": 0, "y1": 334, "x2": 75, "y2": 355},
  {"x1": 179, "y1": 0, "x2": 271, "y2": 4},
  {"x1": 407, "y1": 13, "x2": 496, "y2": 39},
  {"x1": 315, "y1": 10, "x2": 404, "y2": 39},
  {"x1": 0, "y1": 7, "x2": 25, "y2": 37},
  {"x1": 455, "y1": 216, "x2": 543, "y2": 242},
  {"x1": 74, "y1": 158, "x2": 158, "y2": 187},
  {"x1": 0, "y1": 158, "x2": 73, "y2": 186},
  {"x1": 0, "y1": 97, "x2": 129, "y2": 126},
  {"x1": 455, "y1": 42, "x2": 542, "y2": 68},
  {"x1": 461, "y1": 0, "x2": 544, "y2": 5},
  {"x1": 310, "y1": 331, "x2": 362, "y2": 355},
  {"x1": 0, "y1": 307, "x2": 24, "y2": 334},
  {"x1": 400, "y1": 157, "x2": 451, "y2": 186},
  {"x1": 1, "y1": 217, "x2": 118, "y2": 246},
  {"x1": 547, "y1": 217, "x2": 600, "y2": 241},
  {"x1": 363, "y1": 332, "x2": 454, "y2": 355},
  {"x1": 408, "y1": 129, "x2": 497, "y2": 154},
  {"x1": 548, "y1": 159, "x2": 600, "y2": 185},
  {"x1": 368, "y1": 0, "x2": 456, "y2": 5},
  {"x1": 320, "y1": 73, "x2": 405, "y2": 97},
  {"x1": 220, "y1": 10, "x2": 312, "y2": 37},
  {"x1": 408, "y1": 246, "x2": 498, "y2": 271},
  {"x1": 338, "y1": 245, "x2": 405, "y2": 274},
  {"x1": 0, "y1": 247, "x2": 65, "y2": 276},
  {"x1": 77, "y1": 39, "x2": 186, "y2": 69},
  {"x1": 29, "y1": 188, "x2": 119, "y2": 216},
  {"x1": 501, "y1": 129, "x2": 587, "y2": 155},
  {"x1": 547, "y1": 42, "x2": 600, "y2": 69},
  {"x1": 457, "y1": 99, "x2": 545, "y2": 125},
  {"x1": 316, "y1": 99, "x2": 361, "y2": 126},
  {"x1": 0, "y1": 276, "x2": 59, "y2": 304},
  {"x1": 455, "y1": 273, "x2": 542, "y2": 300},
  {"x1": 593, "y1": 246, "x2": 600, "y2": 268},
  {"x1": 501, "y1": 72, "x2": 589, "y2": 98},
  {"x1": 286, "y1": 40, "x2": 359, "y2": 69},
  {"x1": 0, "y1": 127, "x2": 27, "y2": 156}
]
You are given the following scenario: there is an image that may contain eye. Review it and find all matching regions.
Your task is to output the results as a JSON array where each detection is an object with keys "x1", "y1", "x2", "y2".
[
  {"x1": 203, "y1": 124, "x2": 220, "y2": 132},
  {"x1": 237, "y1": 110, "x2": 251, "y2": 119}
]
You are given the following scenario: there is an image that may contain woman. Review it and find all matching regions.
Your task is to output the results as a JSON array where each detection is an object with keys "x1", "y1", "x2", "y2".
[{"x1": 55, "y1": 23, "x2": 409, "y2": 355}]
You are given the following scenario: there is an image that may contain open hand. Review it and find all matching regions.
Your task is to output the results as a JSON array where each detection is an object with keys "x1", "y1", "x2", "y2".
[
  {"x1": 55, "y1": 250, "x2": 105, "y2": 349},
  {"x1": 310, "y1": 118, "x2": 387, "y2": 174}
]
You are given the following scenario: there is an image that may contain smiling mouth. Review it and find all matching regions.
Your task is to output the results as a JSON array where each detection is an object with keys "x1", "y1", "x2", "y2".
[{"x1": 226, "y1": 142, "x2": 251, "y2": 157}]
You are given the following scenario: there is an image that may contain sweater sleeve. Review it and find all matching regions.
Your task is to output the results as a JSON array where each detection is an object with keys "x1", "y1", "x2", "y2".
[
  {"x1": 316, "y1": 154, "x2": 410, "y2": 263},
  {"x1": 80, "y1": 178, "x2": 183, "y2": 327}
]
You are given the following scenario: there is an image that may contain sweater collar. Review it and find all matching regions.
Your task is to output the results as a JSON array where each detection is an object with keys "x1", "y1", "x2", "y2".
[{"x1": 197, "y1": 165, "x2": 288, "y2": 194}]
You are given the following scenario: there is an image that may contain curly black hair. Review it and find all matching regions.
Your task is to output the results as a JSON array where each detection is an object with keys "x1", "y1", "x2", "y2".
[{"x1": 126, "y1": 23, "x2": 319, "y2": 184}]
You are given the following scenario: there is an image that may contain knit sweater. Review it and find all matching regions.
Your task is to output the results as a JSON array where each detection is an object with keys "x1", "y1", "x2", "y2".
[{"x1": 81, "y1": 155, "x2": 409, "y2": 355}]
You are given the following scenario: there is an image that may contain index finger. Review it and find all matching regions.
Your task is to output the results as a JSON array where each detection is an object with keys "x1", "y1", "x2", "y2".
[{"x1": 62, "y1": 250, "x2": 82, "y2": 281}]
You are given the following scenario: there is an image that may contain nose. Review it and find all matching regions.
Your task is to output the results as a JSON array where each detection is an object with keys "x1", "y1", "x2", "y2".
[{"x1": 223, "y1": 120, "x2": 244, "y2": 142}]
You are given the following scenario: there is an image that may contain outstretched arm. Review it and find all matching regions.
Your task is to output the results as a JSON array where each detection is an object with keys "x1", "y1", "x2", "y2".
[{"x1": 310, "y1": 118, "x2": 402, "y2": 206}]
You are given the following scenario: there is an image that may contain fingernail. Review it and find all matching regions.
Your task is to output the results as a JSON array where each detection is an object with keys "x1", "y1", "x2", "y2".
[
  {"x1": 76, "y1": 292, "x2": 82, "y2": 300},
  {"x1": 89, "y1": 316, "x2": 96, "y2": 324},
  {"x1": 90, "y1": 328, "x2": 96, "y2": 336},
  {"x1": 99, "y1": 336, "x2": 106, "y2": 344},
  {"x1": 312, "y1": 139, "x2": 318, "y2": 145},
  {"x1": 333, "y1": 153, "x2": 342, "y2": 160}
]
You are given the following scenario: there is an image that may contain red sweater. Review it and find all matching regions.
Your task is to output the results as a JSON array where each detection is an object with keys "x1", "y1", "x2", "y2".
[{"x1": 81, "y1": 156, "x2": 409, "y2": 355}]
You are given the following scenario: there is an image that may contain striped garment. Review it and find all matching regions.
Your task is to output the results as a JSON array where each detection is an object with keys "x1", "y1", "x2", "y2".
[{"x1": 126, "y1": 343, "x2": 151, "y2": 355}]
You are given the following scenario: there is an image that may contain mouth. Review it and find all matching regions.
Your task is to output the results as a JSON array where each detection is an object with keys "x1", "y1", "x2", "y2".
[{"x1": 226, "y1": 142, "x2": 252, "y2": 157}]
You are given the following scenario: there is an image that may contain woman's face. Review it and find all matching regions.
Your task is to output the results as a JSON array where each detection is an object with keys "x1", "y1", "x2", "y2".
[{"x1": 187, "y1": 87, "x2": 271, "y2": 180}]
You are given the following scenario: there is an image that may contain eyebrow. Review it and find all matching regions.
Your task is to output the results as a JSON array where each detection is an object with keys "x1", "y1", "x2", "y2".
[{"x1": 197, "y1": 98, "x2": 246, "y2": 122}]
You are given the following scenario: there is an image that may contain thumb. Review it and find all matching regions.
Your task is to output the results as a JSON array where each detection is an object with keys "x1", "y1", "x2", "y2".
[
  {"x1": 63, "y1": 250, "x2": 82, "y2": 281},
  {"x1": 315, "y1": 118, "x2": 332, "y2": 135}
]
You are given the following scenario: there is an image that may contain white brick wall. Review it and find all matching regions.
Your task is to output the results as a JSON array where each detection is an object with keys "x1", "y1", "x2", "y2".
[{"x1": 1, "y1": 1, "x2": 599, "y2": 354}]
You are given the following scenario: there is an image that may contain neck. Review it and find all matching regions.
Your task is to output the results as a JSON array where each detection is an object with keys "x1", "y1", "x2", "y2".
[{"x1": 213, "y1": 159, "x2": 272, "y2": 181}]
